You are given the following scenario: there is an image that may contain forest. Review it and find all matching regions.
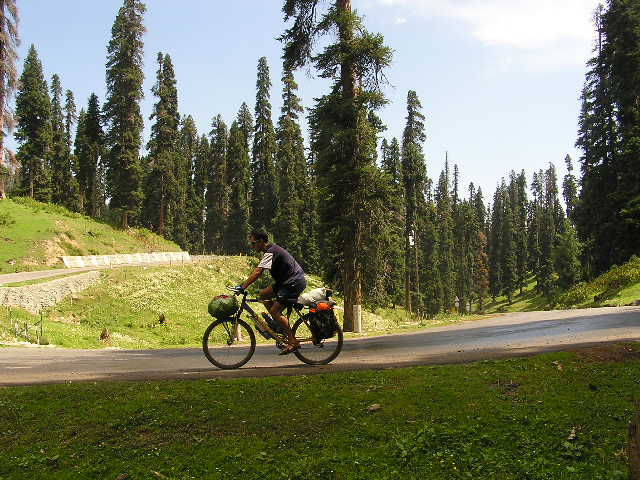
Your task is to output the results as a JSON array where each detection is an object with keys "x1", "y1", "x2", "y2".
[{"x1": 1, "y1": 0, "x2": 639, "y2": 330}]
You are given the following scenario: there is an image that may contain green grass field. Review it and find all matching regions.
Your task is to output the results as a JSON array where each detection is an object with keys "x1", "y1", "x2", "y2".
[
  {"x1": 0, "y1": 197, "x2": 179, "y2": 274},
  {"x1": 0, "y1": 258, "x2": 444, "y2": 348},
  {"x1": 1, "y1": 345, "x2": 638, "y2": 479}
]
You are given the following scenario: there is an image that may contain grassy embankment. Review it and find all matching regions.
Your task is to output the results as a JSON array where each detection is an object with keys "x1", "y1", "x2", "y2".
[
  {"x1": 0, "y1": 256, "x2": 463, "y2": 348},
  {"x1": 1, "y1": 345, "x2": 638, "y2": 479},
  {"x1": 482, "y1": 256, "x2": 640, "y2": 314},
  {"x1": 0, "y1": 197, "x2": 179, "y2": 274}
]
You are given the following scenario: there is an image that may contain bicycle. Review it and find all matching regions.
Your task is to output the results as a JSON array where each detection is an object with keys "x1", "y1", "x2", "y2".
[{"x1": 202, "y1": 286, "x2": 344, "y2": 369}]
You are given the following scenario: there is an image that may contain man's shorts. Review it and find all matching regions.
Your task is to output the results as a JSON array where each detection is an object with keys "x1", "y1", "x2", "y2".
[{"x1": 274, "y1": 277, "x2": 307, "y2": 305}]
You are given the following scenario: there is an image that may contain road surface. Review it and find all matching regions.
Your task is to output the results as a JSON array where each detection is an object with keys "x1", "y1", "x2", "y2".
[{"x1": 1, "y1": 306, "x2": 639, "y2": 386}]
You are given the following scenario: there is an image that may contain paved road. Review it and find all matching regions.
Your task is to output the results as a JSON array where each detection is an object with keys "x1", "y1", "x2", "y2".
[{"x1": 1, "y1": 306, "x2": 639, "y2": 386}]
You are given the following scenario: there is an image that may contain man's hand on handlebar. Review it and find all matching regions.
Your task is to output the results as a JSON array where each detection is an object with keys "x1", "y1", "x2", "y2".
[{"x1": 227, "y1": 285, "x2": 247, "y2": 295}]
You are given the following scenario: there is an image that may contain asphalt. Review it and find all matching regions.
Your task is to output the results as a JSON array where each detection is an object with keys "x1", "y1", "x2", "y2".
[{"x1": 1, "y1": 306, "x2": 639, "y2": 387}]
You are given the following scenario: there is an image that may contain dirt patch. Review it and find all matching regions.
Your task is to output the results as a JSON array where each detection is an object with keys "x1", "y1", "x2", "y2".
[{"x1": 572, "y1": 344, "x2": 640, "y2": 363}]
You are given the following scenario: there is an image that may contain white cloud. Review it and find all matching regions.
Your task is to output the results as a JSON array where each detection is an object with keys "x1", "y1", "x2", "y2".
[
  {"x1": 395, "y1": 16, "x2": 408, "y2": 25},
  {"x1": 376, "y1": 0, "x2": 601, "y2": 70}
]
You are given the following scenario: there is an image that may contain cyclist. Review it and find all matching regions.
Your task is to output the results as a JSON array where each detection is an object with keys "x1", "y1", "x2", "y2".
[{"x1": 239, "y1": 230, "x2": 307, "y2": 354}]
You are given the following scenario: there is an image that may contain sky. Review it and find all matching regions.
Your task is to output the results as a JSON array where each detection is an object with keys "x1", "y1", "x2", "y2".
[{"x1": 9, "y1": 0, "x2": 601, "y2": 200}]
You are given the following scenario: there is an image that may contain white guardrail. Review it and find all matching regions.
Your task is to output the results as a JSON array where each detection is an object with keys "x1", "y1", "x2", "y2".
[{"x1": 61, "y1": 251, "x2": 191, "y2": 268}]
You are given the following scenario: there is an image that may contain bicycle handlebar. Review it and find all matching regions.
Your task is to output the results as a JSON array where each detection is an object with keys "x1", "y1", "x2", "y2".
[{"x1": 226, "y1": 285, "x2": 247, "y2": 295}]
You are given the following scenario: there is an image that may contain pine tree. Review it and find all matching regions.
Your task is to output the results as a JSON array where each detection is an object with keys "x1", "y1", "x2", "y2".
[
  {"x1": 63, "y1": 90, "x2": 76, "y2": 150},
  {"x1": 488, "y1": 184, "x2": 503, "y2": 300},
  {"x1": 49, "y1": 74, "x2": 80, "y2": 210},
  {"x1": 604, "y1": 0, "x2": 640, "y2": 265},
  {"x1": 538, "y1": 164, "x2": 563, "y2": 298},
  {"x1": 436, "y1": 164, "x2": 455, "y2": 310},
  {"x1": 473, "y1": 231, "x2": 490, "y2": 312},
  {"x1": 205, "y1": 115, "x2": 229, "y2": 253},
  {"x1": 554, "y1": 218, "x2": 582, "y2": 289},
  {"x1": 76, "y1": 94, "x2": 105, "y2": 217},
  {"x1": 380, "y1": 136, "x2": 405, "y2": 306},
  {"x1": 187, "y1": 134, "x2": 209, "y2": 254},
  {"x1": 142, "y1": 52, "x2": 180, "y2": 239},
  {"x1": 283, "y1": 0, "x2": 392, "y2": 331},
  {"x1": 527, "y1": 170, "x2": 544, "y2": 278},
  {"x1": 401, "y1": 90, "x2": 427, "y2": 313},
  {"x1": 15, "y1": 44, "x2": 51, "y2": 201},
  {"x1": 419, "y1": 200, "x2": 442, "y2": 316},
  {"x1": 562, "y1": 154, "x2": 579, "y2": 222},
  {"x1": 224, "y1": 120, "x2": 251, "y2": 254},
  {"x1": 104, "y1": 0, "x2": 146, "y2": 228},
  {"x1": 514, "y1": 171, "x2": 528, "y2": 293},
  {"x1": 180, "y1": 115, "x2": 199, "y2": 252},
  {"x1": 501, "y1": 181, "x2": 517, "y2": 304},
  {"x1": 0, "y1": 0, "x2": 19, "y2": 166},
  {"x1": 237, "y1": 102, "x2": 253, "y2": 153},
  {"x1": 251, "y1": 56, "x2": 278, "y2": 232},
  {"x1": 273, "y1": 68, "x2": 305, "y2": 260}
]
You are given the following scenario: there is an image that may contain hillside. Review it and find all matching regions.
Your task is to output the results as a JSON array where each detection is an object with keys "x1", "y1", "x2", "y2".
[
  {"x1": 0, "y1": 197, "x2": 180, "y2": 274},
  {"x1": 0, "y1": 257, "x2": 423, "y2": 349},
  {"x1": 482, "y1": 256, "x2": 640, "y2": 313}
]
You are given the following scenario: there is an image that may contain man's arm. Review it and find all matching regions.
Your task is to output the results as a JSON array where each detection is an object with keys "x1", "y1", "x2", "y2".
[{"x1": 242, "y1": 267, "x2": 264, "y2": 290}]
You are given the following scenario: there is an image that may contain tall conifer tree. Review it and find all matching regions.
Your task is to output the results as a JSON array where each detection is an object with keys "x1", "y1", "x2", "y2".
[
  {"x1": 49, "y1": 74, "x2": 80, "y2": 210},
  {"x1": 562, "y1": 154, "x2": 578, "y2": 222},
  {"x1": 76, "y1": 94, "x2": 105, "y2": 217},
  {"x1": 436, "y1": 165, "x2": 455, "y2": 310},
  {"x1": 188, "y1": 133, "x2": 209, "y2": 254},
  {"x1": 224, "y1": 120, "x2": 251, "y2": 254},
  {"x1": 251, "y1": 56, "x2": 278, "y2": 232},
  {"x1": 282, "y1": 0, "x2": 392, "y2": 331},
  {"x1": 401, "y1": 90, "x2": 426, "y2": 313},
  {"x1": 104, "y1": 0, "x2": 146, "y2": 228},
  {"x1": 0, "y1": 0, "x2": 19, "y2": 165},
  {"x1": 273, "y1": 68, "x2": 305, "y2": 260},
  {"x1": 142, "y1": 52, "x2": 181, "y2": 241},
  {"x1": 15, "y1": 44, "x2": 51, "y2": 201},
  {"x1": 205, "y1": 115, "x2": 229, "y2": 254}
]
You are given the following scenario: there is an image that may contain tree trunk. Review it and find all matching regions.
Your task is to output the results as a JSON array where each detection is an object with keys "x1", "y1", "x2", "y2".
[
  {"x1": 630, "y1": 409, "x2": 640, "y2": 480},
  {"x1": 414, "y1": 230, "x2": 420, "y2": 312},
  {"x1": 337, "y1": 0, "x2": 362, "y2": 333},
  {"x1": 122, "y1": 211, "x2": 129, "y2": 229},
  {"x1": 404, "y1": 234, "x2": 412, "y2": 314}
]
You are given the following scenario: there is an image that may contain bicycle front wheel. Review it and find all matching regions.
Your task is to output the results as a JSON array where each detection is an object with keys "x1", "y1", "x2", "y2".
[
  {"x1": 292, "y1": 317, "x2": 343, "y2": 365},
  {"x1": 202, "y1": 318, "x2": 256, "y2": 369}
]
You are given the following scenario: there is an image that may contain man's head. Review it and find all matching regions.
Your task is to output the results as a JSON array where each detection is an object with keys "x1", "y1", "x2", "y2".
[{"x1": 249, "y1": 230, "x2": 269, "y2": 252}]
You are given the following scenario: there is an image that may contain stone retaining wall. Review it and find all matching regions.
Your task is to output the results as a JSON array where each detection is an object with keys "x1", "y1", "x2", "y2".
[
  {"x1": 62, "y1": 251, "x2": 190, "y2": 268},
  {"x1": 0, "y1": 271, "x2": 102, "y2": 314}
]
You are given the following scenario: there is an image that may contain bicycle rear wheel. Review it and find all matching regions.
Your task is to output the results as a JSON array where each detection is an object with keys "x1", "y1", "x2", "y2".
[
  {"x1": 292, "y1": 317, "x2": 343, "y2": 365},
  {"x1": 202, "y1": 317, "x2": 256, "y2": 369}
]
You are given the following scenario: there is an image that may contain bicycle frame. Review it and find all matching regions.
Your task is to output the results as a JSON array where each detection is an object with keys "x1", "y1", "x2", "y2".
[{"x1": 231, "y1": 290, "x2": 311, "y2": 346}]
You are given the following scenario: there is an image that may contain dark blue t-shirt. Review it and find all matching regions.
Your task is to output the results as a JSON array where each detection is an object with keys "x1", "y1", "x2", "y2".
[{"x1": 257, "y1": 243, "x2": 305, "y2": 288}]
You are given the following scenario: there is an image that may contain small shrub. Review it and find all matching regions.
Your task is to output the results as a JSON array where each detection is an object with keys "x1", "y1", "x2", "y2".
[
  {"x1": 558, "y1": 282, "x2": 596, "y2": 307},
  {"x1": 0, "y1": 211, "x2": 15, "y2": 227}
]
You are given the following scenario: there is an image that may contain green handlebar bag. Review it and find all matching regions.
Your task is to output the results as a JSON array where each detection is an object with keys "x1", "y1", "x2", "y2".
[{"x1": 208, "y1": 295, "x2": 239, "y2": 319}]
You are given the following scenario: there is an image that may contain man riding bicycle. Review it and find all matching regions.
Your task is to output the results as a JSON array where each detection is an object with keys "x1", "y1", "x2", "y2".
[{"x1": 239, "y1": 230, "x2": 307, "y2": 355}]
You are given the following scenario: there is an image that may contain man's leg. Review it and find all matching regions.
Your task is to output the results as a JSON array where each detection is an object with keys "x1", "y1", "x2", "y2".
[
  {"x1": 259, "y1": 285, "x2": 275, "y2": 310},
  {"x1": 269, "y1": 301, "x2": 299, "y2": 349}
]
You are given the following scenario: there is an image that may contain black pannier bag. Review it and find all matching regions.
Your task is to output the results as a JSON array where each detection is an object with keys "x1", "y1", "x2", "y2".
[{"x1": 303, "y1": 303, "x2": 339, "y2": 342}]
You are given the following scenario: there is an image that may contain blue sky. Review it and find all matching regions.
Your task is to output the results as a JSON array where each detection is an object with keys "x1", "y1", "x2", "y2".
[{"x1": 9, "y1": 0, "x2": 601, "y2": 200}]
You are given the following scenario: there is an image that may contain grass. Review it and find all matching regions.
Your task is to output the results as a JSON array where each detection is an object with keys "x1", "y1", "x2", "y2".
[
  {"x1": 0, "y1": 258, "x2": 493, "y2": 349},
  {"x1": 0, "y1": 344, "x2": 638, "y2": 479},
  {"x1": 0, "y1": 197, "x2": 179, "y2": 274}
]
